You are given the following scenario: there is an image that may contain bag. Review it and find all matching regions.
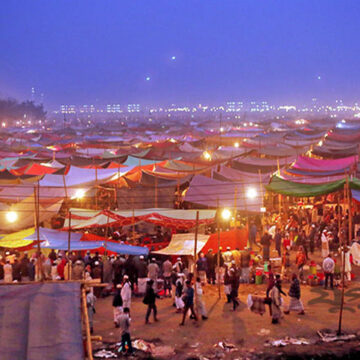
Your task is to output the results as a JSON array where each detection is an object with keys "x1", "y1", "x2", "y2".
[{"x1": 143, "y1": 295, "x2": 150, "y2": 305}]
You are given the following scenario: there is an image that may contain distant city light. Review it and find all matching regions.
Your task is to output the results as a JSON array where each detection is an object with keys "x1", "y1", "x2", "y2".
[
  {"x1": 220, "y1": 127, "x2": 224, "y2": 132},
  {"x1": 146, "y1": 76, "x2": 151, "y2": 81},
  {"x1": 317, "y1": 75, "x2": 321, "y2": 80},
  {"x1": 171, "y1": 56, "x2": 176, "y2": 60},
  {"x1": 234, "y1": 142, "x2": 240, "y2": 148}
]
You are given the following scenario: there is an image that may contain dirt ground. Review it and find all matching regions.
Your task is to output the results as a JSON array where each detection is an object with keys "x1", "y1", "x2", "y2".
[{"x1": 92, "y1": 248, "x2": 360, "y2": 359}]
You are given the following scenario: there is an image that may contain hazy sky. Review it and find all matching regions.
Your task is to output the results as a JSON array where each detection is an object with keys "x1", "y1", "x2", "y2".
[{"x1": 1, "y1": 1, "x2": 360, "y2": 108}]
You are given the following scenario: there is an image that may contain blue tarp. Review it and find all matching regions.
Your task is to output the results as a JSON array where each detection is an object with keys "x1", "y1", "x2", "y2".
[
  {"x1": 352, "y1": 189, "x2": 360, "y2": 202},
  {"x1": 0, "y1": 283, "x2": 83, "y2": 360},
  {"x1": 106, "y1": 242, "x2": 149, "y2": 256}
]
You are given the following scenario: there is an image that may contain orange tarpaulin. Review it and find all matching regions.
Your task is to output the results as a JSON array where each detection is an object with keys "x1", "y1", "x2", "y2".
[{"x1": 201, "y1": 228, "x2": 248, "y2": 253}]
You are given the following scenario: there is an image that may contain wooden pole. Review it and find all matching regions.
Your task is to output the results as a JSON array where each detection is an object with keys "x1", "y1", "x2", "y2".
[
  {"x1": 104, "y1": 214, "x2": 110, "y2": 255},
  {"x1": 193, "y1": 210, "x2": 199, "y2": 304},
  {"x1": 34, "y1": 183, "x2": 42, "y2": 281},
  {"x1": 217, "y1": 199, "x2": 221, "y2": 299},
  {"x1": 234, "y1": 186, "x2": 238, "y2": 229},
  {"x1": 81, "y1": 287, "x2": 94, "y2": 360},
  {"x1": 132, "y1": 205, "x2": 135, "y2": 242},
  {"x1": 154, "y1": 176, "x2": 158, "y2": 208},
  {"x1": 95, "y1": 168, "x2": 98, "y2": 210},
  {"x1": 67, "y1": 211, "x2": 72, "y2": 280},
  {"x1": 338, "y1": 176, "x2": 350, "y2": 335}
]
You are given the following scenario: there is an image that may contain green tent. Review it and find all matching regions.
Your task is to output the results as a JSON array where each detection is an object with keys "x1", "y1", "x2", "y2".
[{"x1": 266, "y1": 175, "x2": 360, "y2": 197}]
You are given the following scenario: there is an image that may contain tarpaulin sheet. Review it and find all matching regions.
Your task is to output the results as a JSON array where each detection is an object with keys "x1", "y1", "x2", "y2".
[
  {"x1": 266, "y1": 175, "x2": 360, "y2": 197},
  {"x1": 292, "y1": 155, "x2": 357, "y2": 171},
  {"x1": 0, "y1": 283, "x2": 83, "y2": 360},
  {"x1": 266, "y1": 175, "x2": 346, "y2": 197},
  {"x1": 153, "y1": 233, "x2": 210, "y2": 255},
  {"x1": 201, "y1": 228, "x2": 248, "y2": 253},
  {"x1": 106, "y1": 242, "x2": 149, "y2": 256},
  {"x1": 185, "y1": 175, "x2": 263, "y2": 212}
]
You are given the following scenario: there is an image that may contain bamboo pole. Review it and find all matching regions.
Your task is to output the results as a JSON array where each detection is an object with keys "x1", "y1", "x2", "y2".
[
  {"x1": 67, "y1": 211, "x2": 72, "y2": 280},
  {"x1": 193, "y1": 211, "x2": 199, "y2": 305},
  {"x1": 104, "y1": 214, "x2": 110, "y2": 255},
  {"x1": 234, "y1": 186, "x2": 238, "y2": 229},
  {"x1": 34, "y1": 183, "x2": 42, "y2": 281},
  {"x1": 338, "y1": 176, "x2": 350, "y2": 335},
  {"x1": 132, "y1": 205, "x2": 135, "y2": 242},
  {"x1": 155, "y1": 177, "x2": 158, "y2": 208},
  {"x1": 217, "y1": 199, "x2": 221, "y2": 299},
  {"x1": 81, "y1": 287, "x2": 93, "y2": 360},
  {"x1": 95, "y1": 168, "x2": 98, "y2": 210}
]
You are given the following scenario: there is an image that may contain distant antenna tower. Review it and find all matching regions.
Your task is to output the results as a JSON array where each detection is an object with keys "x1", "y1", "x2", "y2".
[{"x1": 31, "y1": 87, "x2": 35, "y2": 101}]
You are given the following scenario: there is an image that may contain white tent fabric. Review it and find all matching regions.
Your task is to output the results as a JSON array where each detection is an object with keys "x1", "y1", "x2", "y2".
[{"x1": 153, "y1": 233, "x2": 210, "y2": 256}]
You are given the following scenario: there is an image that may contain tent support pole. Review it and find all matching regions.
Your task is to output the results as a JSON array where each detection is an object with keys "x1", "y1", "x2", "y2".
[
  {"x1": 338, "y1": 175, "x2": 351, "y2": 335},
  {"x1": 67, "y1": 211, "x2": 72, "y2": 280},
  {"x1": 193, "y1": 210, "x2": 199, "y2": 306},
  {"x1": 217, "y1": 199, "x2": 221, "y2": 299},
  {"x1": 81, "y1": 286, "x2": 94, "y2": 360},
  {"x1": 234, "y1": 186, "x2": 237, "y2": 230},
  {"x1": 34, "y1": 182, "x2": 42, "y2": 281},
  {"x1": 155, "y1": 177, "x2": 158, "y2": 208}
]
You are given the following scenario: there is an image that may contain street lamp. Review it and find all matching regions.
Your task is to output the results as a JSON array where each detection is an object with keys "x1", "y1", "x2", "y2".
[
  {"x1": 246, "y1": 187, "x2": 258, "y2": 199},
  {"x1": 203, "y1": 151, "x2": 212, "y2": 161},
  {"x1": 234, "y1": 142, "x2": 239, "y2": 148},
  {"x1": 6, "y1": 211, "x2": 18, "y2": 223},
  {"x1": 73, "y1": 189, "x2": 86, "y2": 200},
  {"x1": 221, "y1": 208, "x2": 231, "y2": 220}
]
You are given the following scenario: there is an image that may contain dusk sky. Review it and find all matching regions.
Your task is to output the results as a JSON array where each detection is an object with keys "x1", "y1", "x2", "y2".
[{"x1": 1, "y1": 1, "x2": 360, "y2": 108}]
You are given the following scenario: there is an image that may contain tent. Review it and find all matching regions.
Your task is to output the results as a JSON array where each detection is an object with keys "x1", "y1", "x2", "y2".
[{"x1": 153, "y1": 233, "x2": 210, "y2": 256}]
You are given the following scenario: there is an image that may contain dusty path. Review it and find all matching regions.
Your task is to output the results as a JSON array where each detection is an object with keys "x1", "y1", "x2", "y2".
[{"x1": 92, "y1": 250, "x2": 360, "y2": 359}]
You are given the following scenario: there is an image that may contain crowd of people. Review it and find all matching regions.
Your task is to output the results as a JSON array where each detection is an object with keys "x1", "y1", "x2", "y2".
[{"x1": 1, "y1": 201, "x2": 360, "y2": 355}]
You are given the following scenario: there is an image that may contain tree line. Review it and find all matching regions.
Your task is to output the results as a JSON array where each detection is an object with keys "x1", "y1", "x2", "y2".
[{"x1": 0, "y1": 98, "x2": 46, "y2": 123}]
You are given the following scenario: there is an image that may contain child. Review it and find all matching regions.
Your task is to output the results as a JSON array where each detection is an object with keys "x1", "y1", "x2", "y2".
[
  {"x1": 175, "y1": 273, "x2": 185, "y2": 313},
  {"x1": 86, "y1": 288, "x2": 96, "y2": 334},
  {"x1": 118, "y1": 307, "x2": 133, "y2": 355},
  {"x1": 112, "y1": 284, "x2": 123, "y2": 328}
]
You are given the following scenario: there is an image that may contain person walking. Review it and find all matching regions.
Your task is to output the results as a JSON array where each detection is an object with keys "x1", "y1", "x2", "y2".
[
  {"x1": 270, "y1": 278, "x2": 283, "y2": 324},
  {"x1": 195, "y1": 277, "x2": 208, "y2": 320},
  {"x1": 295, "y1": 246, "x2": 307, "y2": 282},
  {"x1": 113, "y1": 284, "x2": 123, "y2": 328},
  {"x1": 118, "y1": 308, "x2": 133, "y2": 355},
  {"x1": 229, "y1": 268, "x2": 240, "y2": 311},
  {"x1": 179, "y1": 280, "x2": 198, "y2": 325},
  {"x1": 162, "y1": 257, "x2": 173, "y2": 297},
  {"x1": 205, "y1": 249, "x2": 216, "y2": 285},
  {"x1": 143, "y1": 279, "x2": 159, "y2": 324},
  {"x1": 284, "y1": 273, "x2": 305, "y2": 315},
  {"x1": 121, "y1": 275, "x2": 132, "y2": 310},
  {"x1": 175, "y1": 273, "x2": 185, "y2": 313},
  {"x1": 86, "y1": 287, "x2": 96, "y2": 334},
  {"x1": 240, "y1": 247, "x2": 251, "y2": 283},
  {"x1": 137, "y1": 255, "x2": 148, "y2": 296},
  {"x1": 196, "y1": 252, "x2": 208, "y2": 284},
  {"x1": 147, "y1": 258, "x2": 160, "y2": 292},
  {"x1": 4, "y1": 260, "x2": 12, "y2": 283},
  {"x1": 261, "y1": 231, "x2": 272, "y2": 262},
  {"x1": 323, "y1": 253, "x2": 335, "y2": 290},
  {"x1": 274, "y1": 228, "x2": 282, "y2": 257}
]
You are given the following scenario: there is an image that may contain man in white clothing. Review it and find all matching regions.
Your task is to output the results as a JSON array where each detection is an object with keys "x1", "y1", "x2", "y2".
[{"x1": 121, "y1": 275, "x2": 132, "y2": 310}]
